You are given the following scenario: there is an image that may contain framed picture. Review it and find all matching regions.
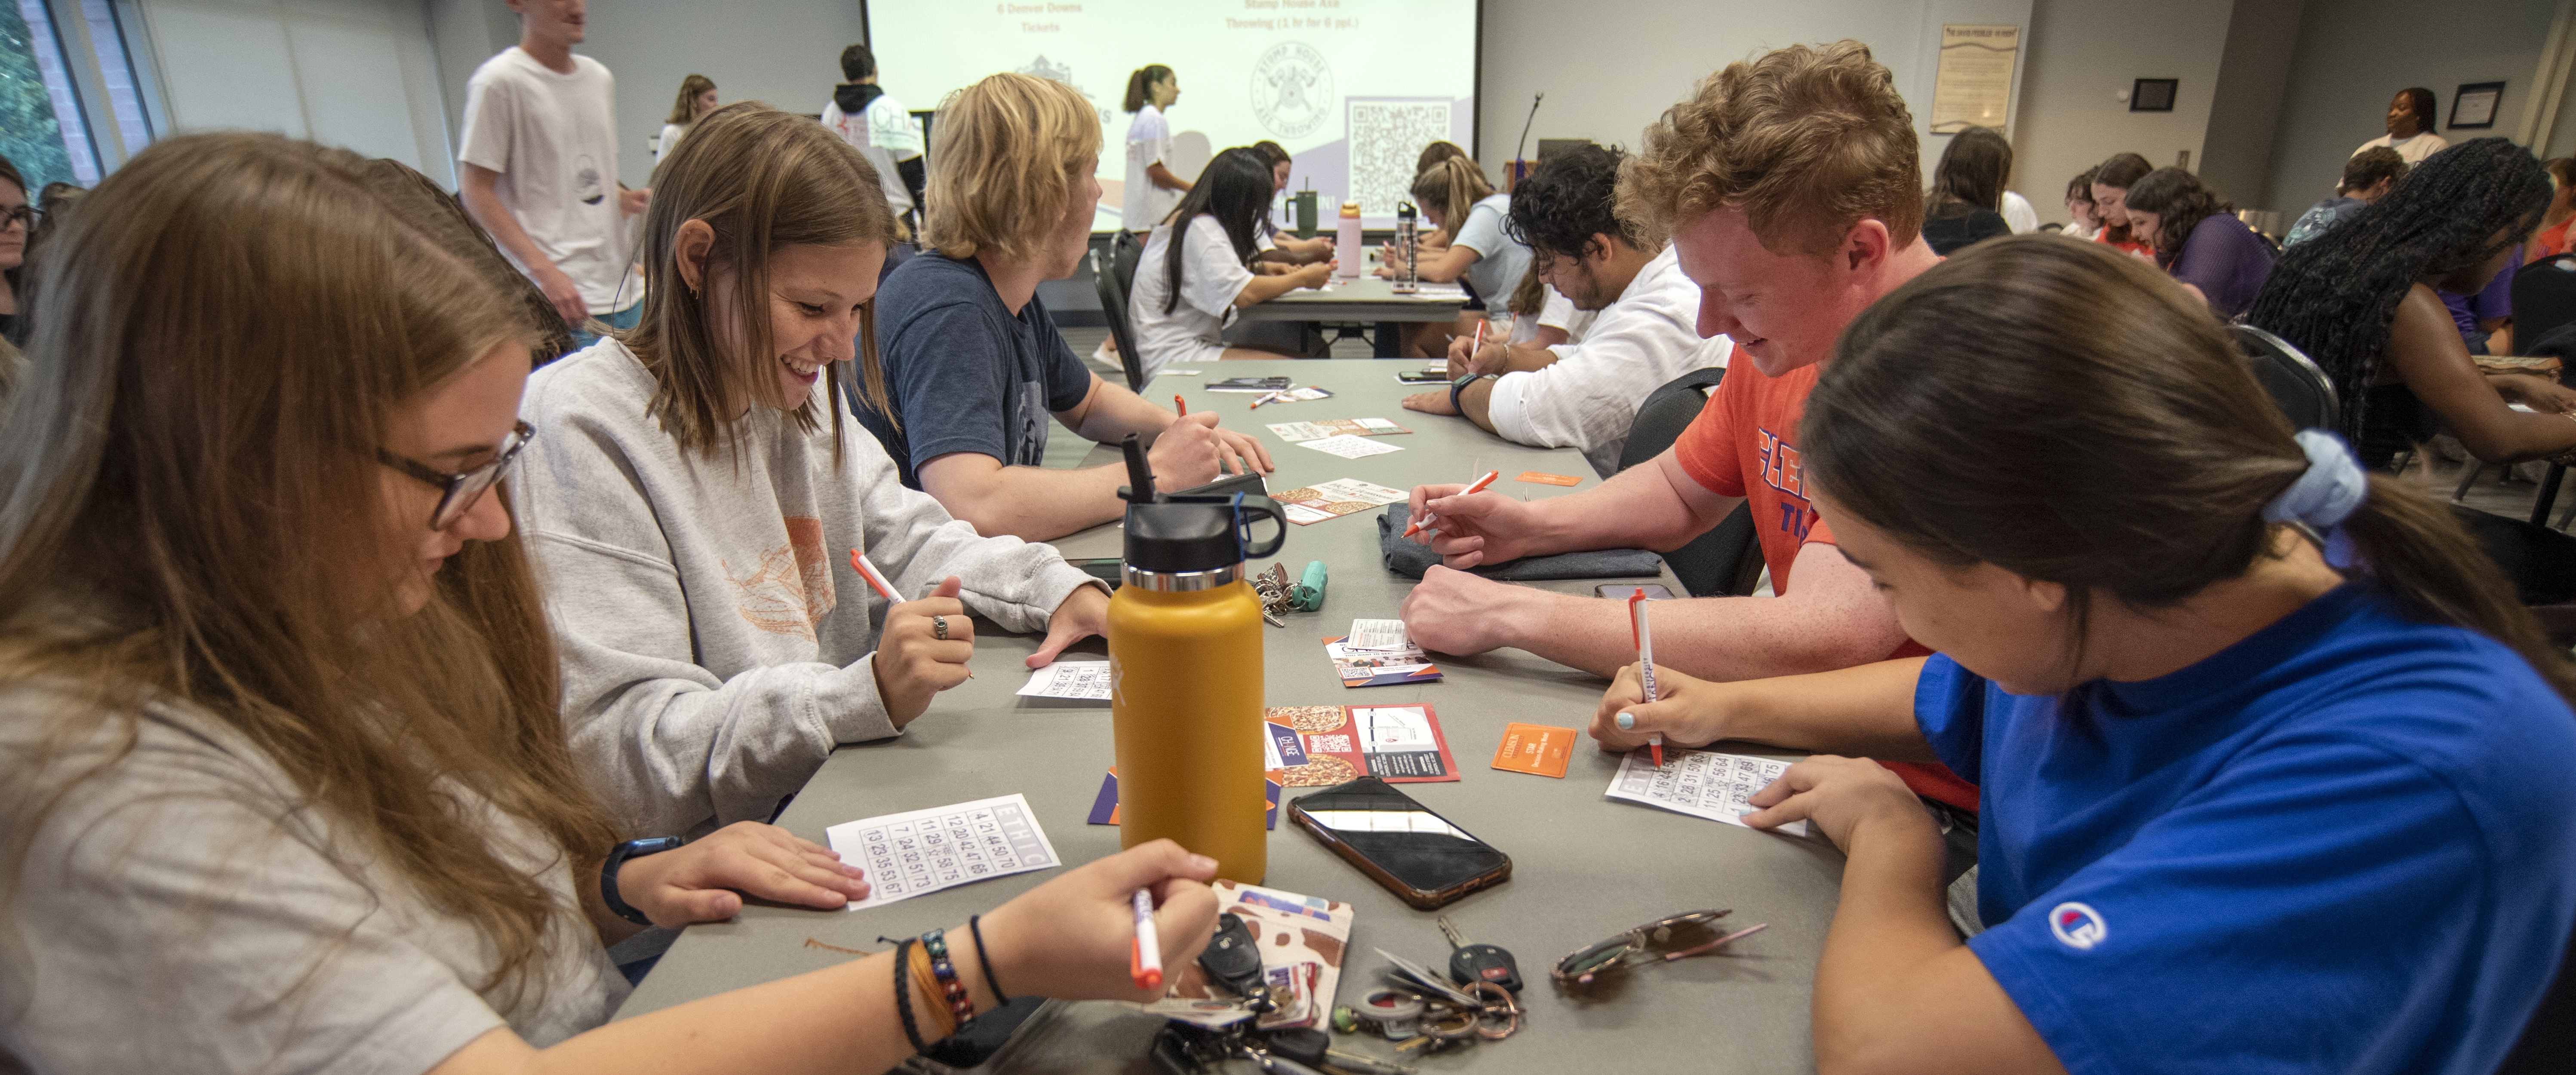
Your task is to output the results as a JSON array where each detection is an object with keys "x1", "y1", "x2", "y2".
[
  {"x1": 2130, "y1": 78, "x2": 2177, "y2": 113},
  {"x1": 2452, "y1": 82, "x2": 2505, "y2": 130}
]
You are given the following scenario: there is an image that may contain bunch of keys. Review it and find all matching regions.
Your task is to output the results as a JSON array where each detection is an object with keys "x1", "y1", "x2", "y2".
[
  {"x1": 1152, "y1": 1023, "x2": 1417, "y2": 1075},
  {"x1": 1250, "y1": 565, "x2": 1296, "y2": 627}
]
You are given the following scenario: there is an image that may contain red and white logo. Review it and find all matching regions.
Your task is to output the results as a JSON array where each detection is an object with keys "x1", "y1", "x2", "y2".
[{"x1": 2049, "y1": 902, "x2": 2107, "y2": 951}]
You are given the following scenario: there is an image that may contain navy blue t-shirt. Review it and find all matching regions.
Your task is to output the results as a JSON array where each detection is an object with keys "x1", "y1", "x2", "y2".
[
  {"x1": 855, "y1": 252, "x2": 1094, "y2": 489},
  {"x1": 1917, "y1": 585, "x2": 2576, "y2": 1073}
]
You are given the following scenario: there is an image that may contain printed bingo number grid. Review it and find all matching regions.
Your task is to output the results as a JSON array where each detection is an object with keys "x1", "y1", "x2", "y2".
[
  {"x1": 824, "y1": 793, "x2": 1064, "y2": 910},
  {"x1": 1605, "y1": 749, "x2": 1810, "y2": 837}
]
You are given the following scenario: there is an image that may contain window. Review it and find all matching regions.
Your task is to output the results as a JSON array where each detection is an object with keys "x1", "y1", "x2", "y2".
[{"x1": 2, "y1": 0, "x2": 97, "y2": 187}]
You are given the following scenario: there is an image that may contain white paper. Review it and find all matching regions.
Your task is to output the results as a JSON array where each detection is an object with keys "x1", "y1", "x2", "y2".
[
  {"x1": 1017, "y1": 660, "x2": 1111, "y2": 701},
  {"x1": 825, "y1": 793, "x2": 1063, "y2": 909},
  {"x1": 1348, "y1": 617, "x2": 1411, "y2": 651},
  {"x1": 1605, "y1": 749, "x2": 1809, "y2": 837},
  {"x1": 1352, "y1": 417, "x2": 1402, "y2": 433},
  {"x1": 1267, "y1": 421, "x2": 1338, "y2": 442},
  {"x1": 1297, "y1": 434, "x2": 1402, "y2": 459}
]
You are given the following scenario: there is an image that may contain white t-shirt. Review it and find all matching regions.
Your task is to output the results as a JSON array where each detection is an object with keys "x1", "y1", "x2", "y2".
[
  {"x1": 1485, "y1": 245, "x2": 1712, "y2": 476},
  {"x1": 655, "y1": 121, "x2": 688, "y2": 161},
  {"x1": 820, "y1": 93, "x2": 920, "y2": 216},
  {"x1": 1128, "y1": 215, "x2": 1253, "y2": 382},
  {"x1": 2001, "y1": 190, "x2": 2039, "y2": 234},
  {"x1": 2355, "y1": 131, "x2": 2450, "y2": 165},
  {"x1": 458, "y1": 47, "x2": 635, "y2": 315},
  {"x1": 0, "y1": 683, "x2": 627, "y2": 1072},
  {"x1": 1124, "y1": 104, "x2": 1180, "y2": 231}
]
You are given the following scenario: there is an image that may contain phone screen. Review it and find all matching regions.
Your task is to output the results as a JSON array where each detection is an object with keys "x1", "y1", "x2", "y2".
[{"x1": 1293, "y1": 778, "x2": 1509, "y2": 896}]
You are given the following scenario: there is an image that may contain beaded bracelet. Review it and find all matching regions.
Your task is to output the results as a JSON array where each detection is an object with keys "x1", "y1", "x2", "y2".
[
  {"x1": 968, "y1": 915, "x2": 1011, "y2": 1004},
  {"x1": 907, "y1": 942, "x2": 956, "y2": 1039},
  {"x1": 922, "y1": 928, "x2": 977, "y2": 1032},
  {"x1": 889, "y1": 937, "x2": 929, "y2": 1053}
]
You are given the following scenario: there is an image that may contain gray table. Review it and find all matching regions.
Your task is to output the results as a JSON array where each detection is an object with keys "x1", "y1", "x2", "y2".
[
  {"x1": 1235, "y1": 275, "x2": 1467, "y2": 359},
  {"x1": 618, "y1": 360, "x2": 1839, "y2": 1072}
]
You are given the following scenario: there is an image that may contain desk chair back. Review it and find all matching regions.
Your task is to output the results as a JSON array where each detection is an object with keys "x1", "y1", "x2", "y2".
[
  {"x1": 2514, "y1": 256, "x2": 2576, "y2": 360},
  {"x1": 1093, "y1": 230, "x2": 1148, "y2": 391},
  {"x1": 2235, "y1": 324, "x2": 2339, "y2": 432},
  {"x1": 1616, "y1": 366, "x2": 1762, "y2": 597}
]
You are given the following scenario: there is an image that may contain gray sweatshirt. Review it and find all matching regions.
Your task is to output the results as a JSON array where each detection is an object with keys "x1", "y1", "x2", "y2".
[{"x1": 512, "y1": 341, "x2": 1097, "y2": 838}]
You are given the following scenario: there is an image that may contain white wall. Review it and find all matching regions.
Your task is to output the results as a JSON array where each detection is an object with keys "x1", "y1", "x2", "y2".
[
  {"x1": 2258, "y1": 0, "x2": 2558, "y2": 212},
  {"x1": 569, "y1": 0, "x2": 868, "y2": 192},
  {"x1": 126, "y1": 0, "x2": 455, "y2": 184},
  {"x1": 1476, "y1": 0, "x2": 2253, "y2": 232}
]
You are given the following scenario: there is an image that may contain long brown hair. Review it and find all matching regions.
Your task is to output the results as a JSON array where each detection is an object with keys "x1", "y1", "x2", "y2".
[
  {"x1": 666, "y1": 73, "x2": 715, "y2": 126},
  {"x1": 1122, "y1": 64, "x2": 1172, "y2": 114},
  {"x1": 1804, "y1": 235, "x2": 2576, "y2": 704},
  {"x1": 1408, "y1": 156, "x2": 1494, "y2": 224},
  {"x1": 2123, "y1": 166, "x2": 2237, "y2": 261},
  {"x1": 1927, "y1": 126, "x2": 2010, "y2": 215},
  {"x1": 624, "y1": 102, "x2": 902, "y2": 458},
  {"x1": 0, "y1": 133, "x2": 619, "y2": 1003},
  {"x1": 2090, "y1": 151, "x2": 2153, "y2": 246}
]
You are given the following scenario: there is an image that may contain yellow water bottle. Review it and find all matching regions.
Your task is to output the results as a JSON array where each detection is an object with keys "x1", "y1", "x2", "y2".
[{"x1": 1107, "y1": 435, "x2": 1288, "y2": 884}]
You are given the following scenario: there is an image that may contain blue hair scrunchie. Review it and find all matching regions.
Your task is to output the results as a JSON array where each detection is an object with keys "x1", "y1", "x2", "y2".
[{"x1": 2262, "y1": 429, "x2": 2369, "y2": 528}]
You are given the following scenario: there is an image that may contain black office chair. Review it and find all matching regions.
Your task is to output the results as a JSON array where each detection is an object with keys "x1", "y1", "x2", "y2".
[
  {"x1": 1614, "y1": 366, "x2": 1763, "y2": 598},
  {"x1": 1092, "y1": 232, "x2": 1148, "y2": 393},
  {"x1": 2234, "y1": 325, "x2": 2338, "y2": 432},
  {"x1": 2501, "y1": 930, "x2": 2576, "y2": 1074}
]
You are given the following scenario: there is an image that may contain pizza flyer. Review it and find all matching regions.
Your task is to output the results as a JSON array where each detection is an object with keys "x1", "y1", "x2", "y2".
[
  {"x1": 1128, "y1": 879, "x2": 1356, "y2": 1030},
  {"x1": 1321, "y1": 635, "x2": 1443, "y2": 687},
  {"x1": 1266, "y1": 418, "x2": 1412, "y2": 443},
  {"x1": 1276, "y1": 479, "x2": 1409, "y2": 526},
  {"x1": 1088, "y1": 767, "x2": 1282, "y2": 829},
  {"x1": 1265, "y1": 704, "x2": 1459, "y2": 784}
]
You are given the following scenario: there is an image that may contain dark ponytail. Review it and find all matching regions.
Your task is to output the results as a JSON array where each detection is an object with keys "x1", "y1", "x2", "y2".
[
  {"x1": 1123, "y1": 65, "x2": 1172, "y2": 114},
  {"x1": 1803, "y1": 234, "x2": 2576, "y2": 705}
]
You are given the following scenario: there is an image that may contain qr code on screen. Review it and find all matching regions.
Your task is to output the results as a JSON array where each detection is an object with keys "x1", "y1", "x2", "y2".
[{"x1": 1347, "y1": 100, "x2": 1454, "y2": 217}]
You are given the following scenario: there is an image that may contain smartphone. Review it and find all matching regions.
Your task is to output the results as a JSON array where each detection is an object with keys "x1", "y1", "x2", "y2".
[
  {"x1": 1597, "y1": 584, "x2": 1675, "y2": 600},
  {"x1": 1176, "y1": 470, "x2": 1267, "y2": 499},
  {"x1": 1396, "y1": 370, "x2": 1449, "y2": 384},
  {"x1": 1289, "y1": 777, "x2": 1511, "y2": 909}
]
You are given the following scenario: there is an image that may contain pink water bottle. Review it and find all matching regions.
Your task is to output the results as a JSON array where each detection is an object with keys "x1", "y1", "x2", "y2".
[{"x1": 1335, "y1": 200, "x2": 1362, "y2": 278}]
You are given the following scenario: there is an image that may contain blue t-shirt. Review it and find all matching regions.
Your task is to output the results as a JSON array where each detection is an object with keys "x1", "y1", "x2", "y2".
[
  {"x1": 856, "y1": 252, "x2": 1095, "y2": 489},
  {"x1": 1916, "y1": 585, "x2": 2576, "y2": 1073}
]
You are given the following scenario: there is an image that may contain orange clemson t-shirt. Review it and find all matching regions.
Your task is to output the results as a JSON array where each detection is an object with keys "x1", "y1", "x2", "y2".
[{"x1": 1671, "y1": 346, "x2": 1980, "y2": 812}]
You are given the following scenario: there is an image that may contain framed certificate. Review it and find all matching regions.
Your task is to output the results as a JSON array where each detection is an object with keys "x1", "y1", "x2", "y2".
[{"x1": 2452, "y1": 81, "x2": 2505, "y2": 130}]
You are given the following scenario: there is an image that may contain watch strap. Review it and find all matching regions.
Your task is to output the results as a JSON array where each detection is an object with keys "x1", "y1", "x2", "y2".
[{"x1": 600, "y1": 835, "x2": 683, "y2": 927}]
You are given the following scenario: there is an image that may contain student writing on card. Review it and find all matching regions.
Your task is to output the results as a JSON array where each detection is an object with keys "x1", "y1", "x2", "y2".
[
  {"x1": 1589, "y1": 236, "x2": 2576, "y2": 1074},
  {"x1": 508, "y1": 106, "x2": 1108, "y2": 840},
  {"x1": 0, "y1": 130, "x2": 1223, "y2": 1075},
  {"x1": 854, "y1": 74, "x2": 1272, "y2": 543},
  {"x1": 1399, "y1": 43, "x2": 1975, "y2": 814}
]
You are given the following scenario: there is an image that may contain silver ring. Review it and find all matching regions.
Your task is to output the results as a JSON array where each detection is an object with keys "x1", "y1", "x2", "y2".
[{"x1": 931, "y1": 615, "x2": 949, "y2": 641}]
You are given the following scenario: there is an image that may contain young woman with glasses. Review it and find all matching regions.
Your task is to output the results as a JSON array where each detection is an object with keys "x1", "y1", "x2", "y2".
[{"x1": 0, "y1": 129, "x2": 1220, "y2": 1075}]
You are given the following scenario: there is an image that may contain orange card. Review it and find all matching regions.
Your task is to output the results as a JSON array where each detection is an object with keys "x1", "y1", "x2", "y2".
[
  {"x1": 1491, "y1": 722, "x2": 1577, "y2": 778},
  {"x1": 1516, "y1": 471, "x2": 1581, "y2": 487}
]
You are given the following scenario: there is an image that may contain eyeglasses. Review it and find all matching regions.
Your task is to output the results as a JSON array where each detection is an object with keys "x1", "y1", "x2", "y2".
[
  {"x1": 0, "y1": 206, "x2": 34, "y2": 230},
  {"x1": 377, "y1": 421, "x2": 535, "y2": 530},
  {"x1": 1549, "y1": 909, "x2": 1769, "y2": 986}
]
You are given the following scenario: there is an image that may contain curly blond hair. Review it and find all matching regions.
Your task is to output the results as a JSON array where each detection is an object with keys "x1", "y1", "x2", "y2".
[
  {"x1": 924, "y1": 73, "x2": 1103, "y2": 263},
  {"x1": 1618, "y1": 40, "x2": 1922, "y2": 255}
]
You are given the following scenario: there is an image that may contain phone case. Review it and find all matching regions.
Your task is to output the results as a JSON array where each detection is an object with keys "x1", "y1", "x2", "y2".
[{"x1": 1288, "y1": 787, "x2": 1511, "y2": 910}]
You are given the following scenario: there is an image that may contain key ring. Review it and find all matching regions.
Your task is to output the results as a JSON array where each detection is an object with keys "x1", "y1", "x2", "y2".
[
  {"x1": 1470, "y1": 983, "x2": 1521, "y2": 1040},
  {"x1": 1418, "y1": 1005, "x2": 1480, "y2": 1040},
  {"x1": 931, "y1": 615, "x2": 949, "y2": 641}
]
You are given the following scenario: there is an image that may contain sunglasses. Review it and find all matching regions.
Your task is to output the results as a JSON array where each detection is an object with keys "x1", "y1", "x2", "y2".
[
  {"x1": 378, "y1": 421, "x2": 535, "y2": 530},
  {"x1": 1549, "y1": 909, "x2": 1769, "y2": 986}
]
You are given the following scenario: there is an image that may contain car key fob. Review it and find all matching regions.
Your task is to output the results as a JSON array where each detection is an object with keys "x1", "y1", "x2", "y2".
[
  {"x1": 1437, "y1": 916, "x2": 1524, "y2": 993},
  {"x1": 1199, "y1": 912, "x2": 1269, "y2": 1000}
]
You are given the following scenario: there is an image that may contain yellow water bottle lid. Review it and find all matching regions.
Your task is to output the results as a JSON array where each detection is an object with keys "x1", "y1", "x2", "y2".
[{"x1": 1340, "y1": 201, "x2": 1361, "y2": 216}]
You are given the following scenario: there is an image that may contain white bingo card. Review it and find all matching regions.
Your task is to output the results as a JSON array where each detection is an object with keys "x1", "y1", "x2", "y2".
[
  {"x1": 1605, "y1": 749, "x2": 1809, "y2": 837},
  {"x1": 824, "y1": 793, "x2": 1064, "y2": 910}
]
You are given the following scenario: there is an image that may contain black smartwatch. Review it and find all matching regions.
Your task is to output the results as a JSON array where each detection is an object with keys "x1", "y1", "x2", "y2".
[
  {"x1": 1448, "y1": 371, "x2": 1495, "y2": 415},
  {"x1": 601, "y1": 835, "x2": 684, "y2": 926}
]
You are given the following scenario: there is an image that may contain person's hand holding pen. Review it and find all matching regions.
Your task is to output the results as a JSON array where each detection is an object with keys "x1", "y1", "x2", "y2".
[
  {"x1": 974, "y1": 839, "x2": 1222, "y2": 1004},
  {"x1": 867, "y1": 571, "x2": 974, "y2": 728},
  {"x1": 1586, "y1": 661, "x2": 1734, "y2": 753},
  {"x1": 1446, "y1": 332, "x2": 1513, "y2": 377},
  {"x1": 1401, "y1": 476, "x2": 1535, "y2": 568},
  {"x1": 1148, "y1": 410, "x2": 1275, "y2": 488}
]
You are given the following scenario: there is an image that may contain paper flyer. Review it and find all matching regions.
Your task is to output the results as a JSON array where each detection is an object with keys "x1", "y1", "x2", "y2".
[
  {"x1": 1266, "y1": 704, "x2": 1459, "y2": 784},
  {"x1": 1322, "y1": 635, "x2": 1444, "y2": 688},
  {"x1": 1088, "y1": 767, "x2": 1282, "y2": 829},
  {"x1": 1128, "y1": 880, "x2": 1356, "y2": 1031},
  {"x1": 1296, "y1": 433, "x2": 1403, "y2": 459},
  {"x1": 1016, "y1": 660, "x2": 1110, "y2": 701},
  {"x1": 1266, "y1": 418, "x2": 1411, "y2": 442},
  {"x1": 1275, "y1": 478, "x2": 1408, "y2": 525}
]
